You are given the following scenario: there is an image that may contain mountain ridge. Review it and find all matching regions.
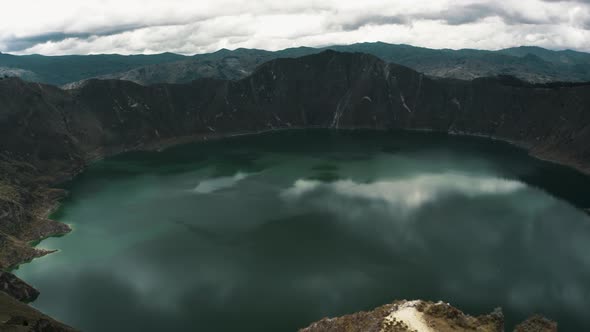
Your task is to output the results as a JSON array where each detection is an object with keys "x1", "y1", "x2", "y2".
[{"x1": 3, "y1": 42, "x2": 590, "y2": 86}]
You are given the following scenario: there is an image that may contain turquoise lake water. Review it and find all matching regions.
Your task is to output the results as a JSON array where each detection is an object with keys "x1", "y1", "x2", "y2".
[{"x1": 14, "y1": 130, "x2": 590, "y2": 331}]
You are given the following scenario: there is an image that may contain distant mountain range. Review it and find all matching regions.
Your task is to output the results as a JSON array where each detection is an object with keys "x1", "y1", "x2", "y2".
[
  {"x1": 2, "y1": 42, "x2": 590, "y2": 87},
  {"x1": 0, "y1": 52, "x2": 185, "y2": 86}
]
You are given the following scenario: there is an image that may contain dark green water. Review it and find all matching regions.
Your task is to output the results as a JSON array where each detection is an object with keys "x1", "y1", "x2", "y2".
[{"x1": 14, "y1": 130, "x2": 590, "y2": 331}]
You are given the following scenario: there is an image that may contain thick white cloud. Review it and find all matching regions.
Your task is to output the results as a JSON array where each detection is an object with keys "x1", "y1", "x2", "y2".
[{"x1": 1, "y1": 0, "x2": 589, "y2": 55}]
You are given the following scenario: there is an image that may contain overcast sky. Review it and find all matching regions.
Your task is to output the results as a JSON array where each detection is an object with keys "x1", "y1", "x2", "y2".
[{"x1": 1, "y1": 0, "x2": 589, "y2": 55}]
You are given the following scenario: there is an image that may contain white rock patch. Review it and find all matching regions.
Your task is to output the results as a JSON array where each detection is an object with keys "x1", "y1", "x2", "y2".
[{"x1": 382, "y1": 301, "x2": 434, "y2": 332}]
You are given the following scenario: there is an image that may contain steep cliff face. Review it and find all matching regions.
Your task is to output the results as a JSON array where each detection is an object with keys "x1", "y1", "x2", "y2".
[
  {"x1": 0, "y1": 50, "x2": 589, "y2": 330},
  {"x1": 7, "y1": 51, "x2": 590, "y2": 164}
]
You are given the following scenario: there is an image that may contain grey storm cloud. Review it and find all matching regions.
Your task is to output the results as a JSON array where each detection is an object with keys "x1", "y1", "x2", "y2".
[
  {"x1": 2, "y1": 25, "x2": 150, "y2": 52},
  {"x1": 338, "y1": 15, "x2": 410, "y2": 31},
  {"x1": 336, "y1": 3, "x2": 562, "y2": 31},
  {"x1": 1, "y1": 0, "x2": 590, "y2": 55},
  {"x1": 3, "y1": 32, "x2": 93, "y2": 52},
  {"x1": 433, "y1": 4, "x2": 556, "y2": 25}
]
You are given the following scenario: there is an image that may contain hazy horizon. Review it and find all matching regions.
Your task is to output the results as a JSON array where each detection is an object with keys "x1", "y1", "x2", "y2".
[{"x1": 1, "y1": 41, "x2": 588, "y2": 57}]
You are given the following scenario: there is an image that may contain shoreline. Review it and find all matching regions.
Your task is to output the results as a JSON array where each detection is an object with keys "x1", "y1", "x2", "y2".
[{"x1": 18, "y1": 126, "x2": 590, "y2": 272}]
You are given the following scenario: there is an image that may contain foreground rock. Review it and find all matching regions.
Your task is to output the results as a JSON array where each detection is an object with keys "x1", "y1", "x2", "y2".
[
  {"x1": 300, "y1": 300, "x2": 556, "y2": 332},
  {"x1": 0, "y1": 291, "x2": 77, "y2": 331},
  {"x1": 514, "y1": 316, "x2": 558, "y2": 332},
  {"x1": 0, "y1": 272, "x2": 78, "y2": 331}
]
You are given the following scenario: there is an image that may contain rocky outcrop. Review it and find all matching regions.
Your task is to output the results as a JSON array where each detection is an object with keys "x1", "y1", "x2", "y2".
[
  {"x1": 0, "y1": 272, "x2": 39, "y2": 302},
  {"x1": 0, "y1": 153, "x2": 71, "y2": 268},
  {"x1": 0, "y1": 68, "x2": 41, "y2": 83},
  {"x1": 1, "y1": 50, "x2": 588, "y2": 330},
  {"x1": 513, "y1": 315, "x2": 558, "y2": 332},
  {"x1": 300, "y1": 300, "x2": 554, "y2": 332}
]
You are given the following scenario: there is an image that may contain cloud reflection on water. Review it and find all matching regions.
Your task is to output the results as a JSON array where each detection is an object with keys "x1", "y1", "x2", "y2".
[
  {"x1": 282, "y1": 173, "x2": 525, "y2": 216},
  {"x1": 192, "y1": 172, "x2": 250, "y2": 194}
]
